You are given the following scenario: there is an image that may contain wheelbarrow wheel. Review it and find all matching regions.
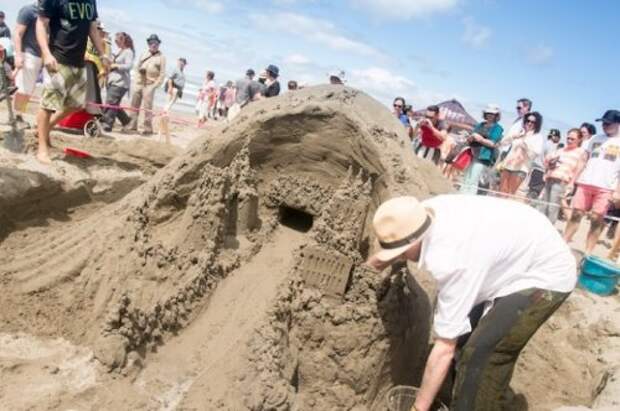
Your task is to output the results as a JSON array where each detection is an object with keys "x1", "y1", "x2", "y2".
[{"x1": 84, "y1": 119, "x2": 101, "y2": 138}]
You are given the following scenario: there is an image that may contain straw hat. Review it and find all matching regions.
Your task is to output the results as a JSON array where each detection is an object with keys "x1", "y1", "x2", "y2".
[{"x1": 371, "y1": 196, "x2": 433, "y2": 262}]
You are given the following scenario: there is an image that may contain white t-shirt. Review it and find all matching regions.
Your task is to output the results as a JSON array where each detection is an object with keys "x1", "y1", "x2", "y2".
[
  {"x1": 418, "y1": 194, "x2": 576, "y2": 339},
  {"x1": 578, "y1": 135, "x2": 620, "y2": 190}
]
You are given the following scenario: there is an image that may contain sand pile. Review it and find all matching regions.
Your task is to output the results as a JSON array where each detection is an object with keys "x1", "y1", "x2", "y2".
[
  {"x1": 1, "y1": 86, "x2": 616, "y2": 410},
  {"x1": 0, "y1": 135, "x2": 179, "y2": 240},
  {"x1": 0, "y1": 86, "x2": 450, "y2": 409}
]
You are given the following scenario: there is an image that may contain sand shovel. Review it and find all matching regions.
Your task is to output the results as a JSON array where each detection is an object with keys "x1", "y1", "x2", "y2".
[{"x1": 0, "y1": 58, "x2": 25, "y2": 153}]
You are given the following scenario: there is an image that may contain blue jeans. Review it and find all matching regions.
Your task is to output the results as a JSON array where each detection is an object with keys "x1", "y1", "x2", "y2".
[{"x1": 460, "y1": 161, "x2": 488, "y2": 195}]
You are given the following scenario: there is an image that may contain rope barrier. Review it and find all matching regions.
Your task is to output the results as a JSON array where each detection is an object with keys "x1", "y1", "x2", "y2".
[{"x1": 453, "y1": 181, "x2": 620, "y2": 223}]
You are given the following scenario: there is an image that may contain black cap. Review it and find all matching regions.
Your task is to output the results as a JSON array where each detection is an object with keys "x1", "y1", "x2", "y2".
[
  {"x1": 266, "y1": 64, "x2": 279, "y2": 77},
  {"x1": 147, "y1": 34, "x2": 161, "y2": 44},
  {"x1": 246, "y1": 68, "x2": 255, "y2": 76},
  {"x1": 0, "y1": 11, "x2": 5, "y2": 18},
  {"x1": 179, "y1": 57, "x2": 187, "y2": 64},
  {"x1": 596, "y1": 110, "x2": 620, "y2": 124},
  {"x1": 548, "y1": 129, "x2": 561, "y2": 138}
]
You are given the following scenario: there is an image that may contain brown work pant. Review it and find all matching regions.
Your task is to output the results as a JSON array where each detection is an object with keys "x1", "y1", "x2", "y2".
[
  {"x1": 451, "y1": 288, "x2": 570, "y2": 411},
  {"x1": 129, "y1": 83, "x2": 157, "y2": 132}
]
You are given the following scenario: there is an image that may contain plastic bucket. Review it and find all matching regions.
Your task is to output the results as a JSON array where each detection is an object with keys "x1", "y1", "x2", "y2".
[
  {"x1": 386, "y1": 385, "x2": 449, "y2": 411},
  {"x1": 578, "y1": 255, "x2": 620, "y2": 296}
]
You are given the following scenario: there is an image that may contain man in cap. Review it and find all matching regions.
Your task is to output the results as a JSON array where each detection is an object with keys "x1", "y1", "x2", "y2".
[
  {"x1": 235, "y1": 68, "x2": 261, "y2": 107},
  {"x1": 263, "y1": 64, "x2": 280, "y2": 98},
  {"x1": 368, "y1": 194, "x2": 576, "y2": 411},
  {"x1": 35, "y1": 0, "x2": 108, "y2": 163},
  {"x1": 164, "y1": 57, "x2": 187, "y2": 111},
  {"x1": 527, "y1": 128, "x2": 562, "y2": 200},
  {"x1": 127, "y1": 33, "x2": 166, "y2": 135},
  {"x1": 0, "y1": 11, "x2": 10, "y2": 39},
  {"x1": 564, "y1": 109, "x2": 620, "y2": 254}
]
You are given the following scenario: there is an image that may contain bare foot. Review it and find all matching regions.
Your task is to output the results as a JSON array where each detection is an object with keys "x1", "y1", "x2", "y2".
[{"x1": 36, "y1": 151, "x2": 52, "y2": 164}]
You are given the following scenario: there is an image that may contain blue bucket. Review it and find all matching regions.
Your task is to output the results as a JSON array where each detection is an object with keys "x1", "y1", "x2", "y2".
[{"x1": 578, "y1": 255, "x2": 620, "y2": 296}]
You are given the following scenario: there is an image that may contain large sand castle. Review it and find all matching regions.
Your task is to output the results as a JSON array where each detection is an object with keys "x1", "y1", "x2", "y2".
[{"x1": 0, "y1": 86, "x2": 617, "y2": 410}]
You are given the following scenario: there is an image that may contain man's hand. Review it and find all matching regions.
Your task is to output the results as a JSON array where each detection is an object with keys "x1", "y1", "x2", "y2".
[
  {"x1": 14, "y1": 53, "x2": 24, "y2": 70},
  {"x1": 101, "y1": 55, "x2": 111, "y2": 72},
  {"x1": 366, "y1": 255, "x2": 392, "y2": 271},
  {"x1": 43, "y1": 52, "x2": 58, "y2": 73}
]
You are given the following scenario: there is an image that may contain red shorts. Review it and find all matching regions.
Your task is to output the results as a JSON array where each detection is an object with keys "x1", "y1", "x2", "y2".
[{"x1": 572, "y1": 184, "x2": 612, "y2": 215}]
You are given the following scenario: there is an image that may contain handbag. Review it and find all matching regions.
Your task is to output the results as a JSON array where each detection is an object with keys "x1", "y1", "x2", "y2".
[{"x1": 452, "y1": 147, "x2": 474, "y2": 171}]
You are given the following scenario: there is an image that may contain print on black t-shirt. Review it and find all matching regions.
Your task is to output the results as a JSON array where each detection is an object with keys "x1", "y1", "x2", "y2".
[{"x1": 39, "y1": 0, "x2": 98, "y2": 68}]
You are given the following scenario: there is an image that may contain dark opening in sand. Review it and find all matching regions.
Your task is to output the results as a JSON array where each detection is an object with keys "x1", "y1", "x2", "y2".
[{"x1": 279, "y1": 205, "x2": 314, "y2": 232}]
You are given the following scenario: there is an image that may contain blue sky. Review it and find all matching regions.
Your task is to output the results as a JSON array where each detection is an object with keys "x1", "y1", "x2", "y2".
[{"x1": 4, "y1": 0, "x2": 618, "y2": 133}]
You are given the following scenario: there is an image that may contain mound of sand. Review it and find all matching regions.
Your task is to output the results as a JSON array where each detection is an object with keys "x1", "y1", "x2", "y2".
[
  {"x1": 0, "y1": 86, "x2": 450, "y2": 409},
  {"x1": 2, "y1": 85, "x2": 616, "y2": 410}
]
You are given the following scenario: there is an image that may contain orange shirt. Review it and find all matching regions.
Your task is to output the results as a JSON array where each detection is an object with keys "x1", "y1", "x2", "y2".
[{"x1": 546, "y1": 147, "x2": 587, "y2": 183}]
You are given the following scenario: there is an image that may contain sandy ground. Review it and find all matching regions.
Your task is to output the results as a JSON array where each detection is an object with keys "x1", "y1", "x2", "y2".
[{"x1": 0, "y1": 88, "x2": 618, "y2": 411}]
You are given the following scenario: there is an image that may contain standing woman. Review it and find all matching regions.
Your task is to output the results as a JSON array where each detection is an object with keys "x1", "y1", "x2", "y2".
[
  {"x1": 580, "y1": 122, "x2": 597, "y2": 151},
  {"x1": 499, "y1": 111, "x2": 544, "y2": 196},
  {"x1": 101, "y1": 32, "x2": 134, "y2": 132},
  {"x1": 538, "y1": 128, "x2": 587, "y2": 224},
  {"x1": 459, "y1": 104, "x2": 504, "y2": 194}
]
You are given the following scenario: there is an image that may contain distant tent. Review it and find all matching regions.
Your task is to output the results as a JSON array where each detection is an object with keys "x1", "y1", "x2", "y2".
[{"x1": 414, "y1": 99, "x2": 477, "y2": 131}]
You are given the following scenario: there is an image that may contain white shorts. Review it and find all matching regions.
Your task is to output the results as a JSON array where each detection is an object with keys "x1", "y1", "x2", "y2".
[{"x1": 15, "y1": 53, "x2": 43, "y2": 96}]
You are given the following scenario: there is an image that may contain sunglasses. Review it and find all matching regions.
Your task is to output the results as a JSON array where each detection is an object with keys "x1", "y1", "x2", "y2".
[
  {"x1": 525, "y1": 119, "x2": 536, "y2": 124},
  {"x1": 516, "y1": 106, "x2": 524, "y2": 111},
  {"x1": 393, "y1": 104, "x2": 403, "y2": 108}
]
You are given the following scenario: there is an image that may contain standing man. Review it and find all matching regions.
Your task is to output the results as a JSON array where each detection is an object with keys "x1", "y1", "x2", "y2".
[
  {"x1": 414, "y1": 105, "x2": 448, "y2": 165},
  {"x1": 127, "y1": 34, "x2": 166, "y2": 136},
  {"x1": 13, "y1": 3, "x2": 42, "y2": 123},
  {"x1": 501, "y1": 98, "x2": 532, "y2": 158},
  {"x1": 368, "y1": 194, "x2": 576, "y2": 411},
  {"x1": 564, "y1": 110, "x2": 620, "y2": 255},
  {"x1": 263, "y1": 64, "x2": 280, "y2": 98},
  {"x1": 35, "y1": 0, "x2": 109, "y2": 164},
  {"x1": 0, "y1": 11, "x2": 10, "y2": 39},
  {"x1": 164, "y1": 57, "x2": 186, "y2": 112}
]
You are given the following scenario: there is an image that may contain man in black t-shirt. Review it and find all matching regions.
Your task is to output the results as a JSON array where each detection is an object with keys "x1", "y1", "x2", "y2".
[{"x1": 35, "y1": 0, "x2": 109, "y2": 164}]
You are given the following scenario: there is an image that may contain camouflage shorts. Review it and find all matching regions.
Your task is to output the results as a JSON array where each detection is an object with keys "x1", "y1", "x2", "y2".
[{"x1": 41, "y1": 63, "x2": 87, "y2": 112}]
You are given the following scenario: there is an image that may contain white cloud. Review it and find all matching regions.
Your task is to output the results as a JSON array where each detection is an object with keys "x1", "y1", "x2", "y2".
[
  {"x1": 527, "y1": 44, "x2": 554, "y2": 65},
  {"x1": 162, "y1": 0, "x2": 223, "y2": 13},
  {"x1": 284, "y1": 53, "x2": 312, "y2": 65},
  {"x1": 251, "y1": 12, "x2": 382, "y2": 58},
  {"x1": 350, "y1": 0, "x2": 459, "y2": 20},
  {"x1": 462, "y1": 17, "x2": 492, "y2": 49}
]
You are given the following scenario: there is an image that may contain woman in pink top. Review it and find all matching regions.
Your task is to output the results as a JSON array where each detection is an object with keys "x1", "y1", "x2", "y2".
[{"x1": 537, "y1": 128, "x2": 587, "y2": 223}]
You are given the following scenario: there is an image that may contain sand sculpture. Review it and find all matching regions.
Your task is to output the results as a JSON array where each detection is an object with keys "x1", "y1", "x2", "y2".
[{"x1": 1, "y1": 86, "x2": 617, "y2": 410}]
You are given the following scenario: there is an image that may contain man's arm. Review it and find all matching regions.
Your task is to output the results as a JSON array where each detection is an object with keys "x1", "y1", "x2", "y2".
[
  {"x1": 36, "y1": 16, "x2": 57, "y2": 72},
  {"x1": 88, "y1": 21, "x2": 109, "y2": 71},
  {"x1": 155, "y1": 55, "x2": 167, "y2": 87},
  {"x1": 413, "y1": 338, "x2": 456, "y2": 411},
  {"x1": 12, "y1": 23, "x2": 27, "y2": 69}
]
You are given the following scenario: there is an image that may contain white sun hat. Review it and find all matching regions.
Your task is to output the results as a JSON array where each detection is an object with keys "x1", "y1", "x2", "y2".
[
  {"x1": 371, "y1": 196, "x2": 433, "y2": 262},
  {"x1": 483, "y1": 104, "x2": 501, "y2": 115}
]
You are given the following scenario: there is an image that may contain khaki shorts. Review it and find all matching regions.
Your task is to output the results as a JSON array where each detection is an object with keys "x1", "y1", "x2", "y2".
[
  {"x1": 41, "y1": 63, "x2": 87, "y2": 112},
  {"x1": 15, "y1": 53, "x2": 43, "y2": 96}
]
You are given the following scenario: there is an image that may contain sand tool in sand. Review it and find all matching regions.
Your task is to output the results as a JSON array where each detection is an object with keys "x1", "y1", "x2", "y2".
[
  {"x1": 0, "y1": 56, "x2": 25, "y2": 153},
  {"x1": 386, "y1": 386, "x2": 449, "y2": 411}
]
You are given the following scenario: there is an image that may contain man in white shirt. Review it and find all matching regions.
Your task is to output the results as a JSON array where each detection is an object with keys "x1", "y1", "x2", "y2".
[
  {"x1": 368, "y1": 194, "x2": 576, "y2": 411},
  {"x1": 564, "y1": 110, "x2": 620, "y2": 254},
  {"x1": 500, "y1": 98, "x2": 532, "y2": 158}
]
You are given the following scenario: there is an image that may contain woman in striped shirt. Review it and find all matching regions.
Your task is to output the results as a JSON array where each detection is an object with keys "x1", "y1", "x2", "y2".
[{"x1": 538, "y1": 128, "x2": 588, "y2": 224}]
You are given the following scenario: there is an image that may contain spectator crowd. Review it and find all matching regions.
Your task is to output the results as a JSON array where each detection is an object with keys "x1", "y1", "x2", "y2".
[
  {"x1": 397, "y1": 96, "x2": 620, "y2": 258},
  {"x1": 0, "y1": 3, "x2": 618, "y2": 258}
]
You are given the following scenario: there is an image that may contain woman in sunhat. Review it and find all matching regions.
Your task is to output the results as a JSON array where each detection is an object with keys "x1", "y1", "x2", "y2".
[
  {"x1": 367, "y1": 194, "x2": 576, "y2": 411},
  {"x1": 459, "y1": 104, "x2": 504, "y2": 194}
]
